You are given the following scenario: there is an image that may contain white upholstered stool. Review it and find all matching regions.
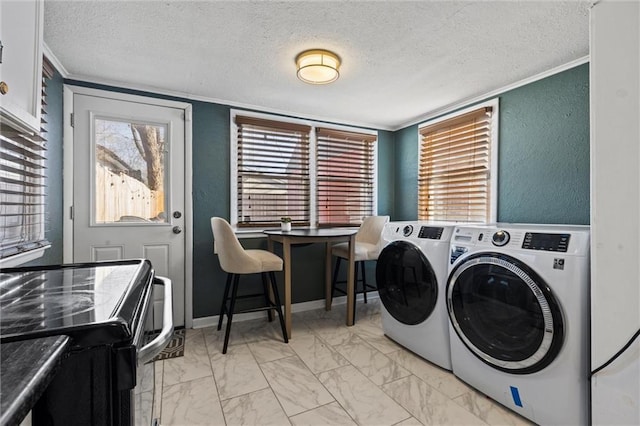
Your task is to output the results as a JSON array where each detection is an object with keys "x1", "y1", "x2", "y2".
[
  {"x1": 210, "y1": 217, "x2": 288, "y2": 354},
  {"x1": 331, "y1": 215, "x2": 390, "y2": 316}
]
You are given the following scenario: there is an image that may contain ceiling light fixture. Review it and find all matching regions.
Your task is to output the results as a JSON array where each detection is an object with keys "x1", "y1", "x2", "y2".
[{"x1": 295, "y1": 49, "x2": 341, "y2": 85}]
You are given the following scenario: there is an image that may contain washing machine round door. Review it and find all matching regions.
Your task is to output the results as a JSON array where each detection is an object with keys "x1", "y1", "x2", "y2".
[
  {"x1": 447, "y1": 253, "x2": 564, "y2": 374},
  {"x1": 376, "y1": 241, "x2": 438, "y2": 325}
]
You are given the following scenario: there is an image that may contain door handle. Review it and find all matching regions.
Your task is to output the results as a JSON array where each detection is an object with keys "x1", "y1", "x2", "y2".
[
  {"x1": 172, "y1": 226, "x2": 182, "y2": 234},
  {"x1": 173, "y1": 211, "x2": 182, "y2": 219}
]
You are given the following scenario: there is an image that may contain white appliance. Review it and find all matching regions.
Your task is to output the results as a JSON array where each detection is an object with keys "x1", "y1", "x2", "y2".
[
  {"x1": 446, "y1": 224, "x2": 590, "y2": 425},
  {"x1": 375, "y1": 221, "x2": 455, "y2": 370}
]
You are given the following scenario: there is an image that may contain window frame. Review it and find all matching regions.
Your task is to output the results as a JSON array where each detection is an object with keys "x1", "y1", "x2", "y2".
[
  {"x1": 417, "y1": 98, "x2": 499, "y2": 223},
  {"x1": 230, "y1": 109, "x2": 378, "y2": 231}
]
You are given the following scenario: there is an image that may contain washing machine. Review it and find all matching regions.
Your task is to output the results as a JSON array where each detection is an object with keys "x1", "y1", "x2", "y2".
[
  {"x1": 447, "y1": 224, "x2": 590, "y2": 425},
  {"x1": 375, "y1": 221, "x2": 456, "y2": 370}
]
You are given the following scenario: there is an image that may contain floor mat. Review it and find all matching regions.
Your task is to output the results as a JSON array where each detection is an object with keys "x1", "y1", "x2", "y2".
[{"x1": 148, "y1": 328, "x2": 185, "y2": 361}]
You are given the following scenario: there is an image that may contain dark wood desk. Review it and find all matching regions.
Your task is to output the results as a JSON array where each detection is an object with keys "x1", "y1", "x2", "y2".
[{"x1": 264, "y1": 228, "x2": 358, "y2": 338}]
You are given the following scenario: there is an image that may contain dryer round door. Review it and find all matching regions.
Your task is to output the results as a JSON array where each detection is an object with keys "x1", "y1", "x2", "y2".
[
  {"x1": 376, "y1": 241, "x2": 438, "y2": 325},
  {"x1": 447, "y1": 252, "x2": 564, "y2": 374}
]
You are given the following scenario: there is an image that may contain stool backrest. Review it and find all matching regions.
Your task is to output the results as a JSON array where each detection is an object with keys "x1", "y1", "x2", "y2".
[
  {"x1": 211, "y1": 217, "x2": 253, "y2": 273},
  {"x1": 356, "y1": 215, "x2": 390, "y2": 247}
]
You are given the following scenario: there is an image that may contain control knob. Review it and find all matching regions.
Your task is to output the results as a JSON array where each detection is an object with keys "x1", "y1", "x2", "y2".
[
  {"x1": 402, "y1": 225, "x2": 413, "y2": 237},
  {"x1": 492, "y1": 230, "x2": 510, "y2": 246}
]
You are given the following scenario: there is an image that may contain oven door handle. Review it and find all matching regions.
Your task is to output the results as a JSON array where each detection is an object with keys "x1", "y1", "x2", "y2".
[{"x1": 138, "y1": 276, "x2": 174, "y2": 364}]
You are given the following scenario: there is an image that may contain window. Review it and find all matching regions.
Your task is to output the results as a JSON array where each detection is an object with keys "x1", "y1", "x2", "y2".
[
  {"x1": 316, "y1": 128, "x2": 376, "y2": 227},
  {"x1": 232, "y1": 111, "x2": 377, "y2": 228},
  {"x1": 0, "y1": 58, "x2": 53, "y2": 261},
  {"x1": 234, "y1": 115, "x2": 311, "y2": 227},
  {"x1": 418, "y1": 100, "x2": 498, "y2": 223}
]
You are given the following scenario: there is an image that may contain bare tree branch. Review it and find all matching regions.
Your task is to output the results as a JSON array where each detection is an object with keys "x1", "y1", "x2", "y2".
[{"x1": 130, "y1": 124, "x2": 146, "y2": 160}]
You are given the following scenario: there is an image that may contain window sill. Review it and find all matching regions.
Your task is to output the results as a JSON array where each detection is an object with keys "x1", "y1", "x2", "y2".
[{"x1": 0, "y1": 245, "x2": 51, "y2": 268}]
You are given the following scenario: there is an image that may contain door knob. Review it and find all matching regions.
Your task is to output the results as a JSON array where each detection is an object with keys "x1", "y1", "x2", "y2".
[
  {"x1": 173, "y1": 211, "x2": 182, "y2": 219},
  {"x1": 172, "y1": 226, "x2": 182, "y2": 234}
]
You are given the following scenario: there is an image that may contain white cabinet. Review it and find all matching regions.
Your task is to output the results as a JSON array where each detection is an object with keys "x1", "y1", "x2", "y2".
[{"x1": 0, "y1": 0, "x2": 43, "y2": 134}]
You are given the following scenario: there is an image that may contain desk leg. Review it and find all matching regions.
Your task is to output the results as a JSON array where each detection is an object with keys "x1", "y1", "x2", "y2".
[
  {"x1": 283, "y1": 239, "x2": 292, "y2": 339},
  {"x1": 325, "y1": 242, "x2": 332, "y2": 311},
  {"x1": 346, "y1": 234, "x2": 356, "y2": 326}
]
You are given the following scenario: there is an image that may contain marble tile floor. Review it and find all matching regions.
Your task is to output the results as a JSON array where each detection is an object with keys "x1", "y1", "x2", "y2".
[{"x1": 153, "y1": 300, "x2": 533, "y2": 426}]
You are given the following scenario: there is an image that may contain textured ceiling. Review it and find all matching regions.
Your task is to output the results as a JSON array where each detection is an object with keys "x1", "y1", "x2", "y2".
[{"x1": 43, "y1": 1, "x2": 591, "y2": 130}]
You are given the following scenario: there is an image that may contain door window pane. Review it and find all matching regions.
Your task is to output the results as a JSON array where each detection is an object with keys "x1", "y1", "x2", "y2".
[{"x1": 94, "y1": 119, "x2": 168, "y2": 224}]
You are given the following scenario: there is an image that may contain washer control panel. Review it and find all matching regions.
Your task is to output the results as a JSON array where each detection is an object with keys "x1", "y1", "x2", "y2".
[
  {"x1": 522, "y1": 232, "x2": 570, "y2": 252},
  {"x1": 402, "y1": 225, "x2": 414, "y2": 237}
]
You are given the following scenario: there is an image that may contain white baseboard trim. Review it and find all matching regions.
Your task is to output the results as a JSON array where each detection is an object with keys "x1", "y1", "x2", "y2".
[{"x1": 192, "y1": 292, "x2": 379, "y2": 329}]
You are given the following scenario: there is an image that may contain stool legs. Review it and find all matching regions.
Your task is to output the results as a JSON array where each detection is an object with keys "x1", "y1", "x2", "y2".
[
  {"x1": 261, "y1": 272, "x2": 274, "y2": 322},
  {"x1": 361, "y1": 261, "x2": 368, "y2": 304},
  {"x1": 331, "y1": 258, "x2": 373, "y2": 321},
  {"x1": 218, "y1": 272, "x2": 288, "y2": 354},
  {"x1": 223, "y1": 274, "x2": 240, "y2": 354},
  {"x1": 218, "y1": 273, "x2": 233, "y2": 331},
  {"x1": 269, "y1": 271, "x2": 288, "y2": 344}
]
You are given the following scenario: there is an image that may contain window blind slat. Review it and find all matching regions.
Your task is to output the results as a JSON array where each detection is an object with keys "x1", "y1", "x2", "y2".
[
  {"x1": 236, "y1": 117, "x2": 311, "y2": 227},
  {"x1": 236, "y1": 115, "x2": 311, "y2": 133},
  {"x1": 1, "y1": 60, "x2": 51, "y2": 258},
  {"x1": 418, "y1": 106, "x2": 493, "y2": 223},
  {"x1": 316, "y1": 129, "x2": 376, "y2": 227}
]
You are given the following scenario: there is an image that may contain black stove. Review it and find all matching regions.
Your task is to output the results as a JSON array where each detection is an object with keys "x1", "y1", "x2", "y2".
[
  {"x1": 1, "y1": 260, "x2": 153, "y2": 347},
  {"x1": 0, "y1": 259, "x2": 169, "y2": 426}
]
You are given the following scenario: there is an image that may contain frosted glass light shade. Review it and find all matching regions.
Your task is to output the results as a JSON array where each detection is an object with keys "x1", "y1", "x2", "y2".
[{"x1": 296, "y1": 49, "x2": 341, "y2": 84}]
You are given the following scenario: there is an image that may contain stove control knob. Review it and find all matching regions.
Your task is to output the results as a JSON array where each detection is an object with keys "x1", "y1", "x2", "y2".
[
  {"x1": 492, "y1": 230, "x2": 510, "y2": 246},
  {"x1": 403, "y1": 225, "x2": 413, "y2": 237}
]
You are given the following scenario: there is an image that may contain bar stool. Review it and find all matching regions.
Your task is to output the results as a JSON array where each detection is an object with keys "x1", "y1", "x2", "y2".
[
  {"x1": 331, "y1": 215, "x2": 390, "y2": 316},
  {"x1": 210, "y1": 217, "x2": 288, "y2": 354}
]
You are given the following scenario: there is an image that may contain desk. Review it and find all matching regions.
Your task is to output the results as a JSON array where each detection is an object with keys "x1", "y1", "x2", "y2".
[{"x1": 264, "y1": 228, "x2": 357, "y2": 338}]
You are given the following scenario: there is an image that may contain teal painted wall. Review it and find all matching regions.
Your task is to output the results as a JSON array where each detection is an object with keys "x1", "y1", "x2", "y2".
[
  {"x1": 393, "y1": 124, "x2": 419, "y2": 220},
  {"x1": 58, "y1": 80, "x2": 393, "y2": 318},
  {"x1": 39, "y1": 62, "x2": 589, "y2": 319},
  {"x1": 497, "y1": 64, "x2": 590, "y2": 224},
  {"x1": 376, "y1": 130, "x2": 395, "y2": 217},
  {"x1": 392, "y1": 63, "x2": 590, "y2": 224}
]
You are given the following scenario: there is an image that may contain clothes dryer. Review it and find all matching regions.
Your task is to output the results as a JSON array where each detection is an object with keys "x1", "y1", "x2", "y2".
[
  {"x1": 376, "y1": 221, "x2": 455, "y2": 370},
  {"x1": 447, "y1": 224, "x2": 590, "y2": 425}
]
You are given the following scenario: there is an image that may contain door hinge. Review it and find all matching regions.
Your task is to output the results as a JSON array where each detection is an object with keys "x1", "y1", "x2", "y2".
[
  {"x1": 70, "y1": 113, "x2": 74, "y2": 127},
  {"x1": 69, "y1": 205, "x2": 74, "y2": 220}
]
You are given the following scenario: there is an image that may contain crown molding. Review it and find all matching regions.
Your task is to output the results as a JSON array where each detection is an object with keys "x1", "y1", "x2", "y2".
[
  {"x1": 42, "y1": 43, "x2": 70, "y2": 78},
  {"x1": 395, "y1": 55, "x2": 590, "y2": 130},
  {"x1": 45, "y1": 47, "x2": 588, "y2": 133}
]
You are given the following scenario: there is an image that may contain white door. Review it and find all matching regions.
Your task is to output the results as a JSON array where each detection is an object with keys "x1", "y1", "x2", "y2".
[{"x1": 73, "y1": 93, "x2": 185, "y2": 327}]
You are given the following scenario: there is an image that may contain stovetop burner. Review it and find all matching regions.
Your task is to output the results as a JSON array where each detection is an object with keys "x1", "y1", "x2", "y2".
[{"x1": 0, "y1": 259, "x2": 153, "y2": 346}]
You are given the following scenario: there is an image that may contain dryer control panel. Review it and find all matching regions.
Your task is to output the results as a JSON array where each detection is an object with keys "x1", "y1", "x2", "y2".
[{"x1": 418, "y1": 226, "x2": 444, "y2": 240}]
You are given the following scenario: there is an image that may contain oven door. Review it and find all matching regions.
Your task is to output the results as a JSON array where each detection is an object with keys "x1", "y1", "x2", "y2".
[{"x1": 133, "y1": 276, "x2": 173, "y2": 426}]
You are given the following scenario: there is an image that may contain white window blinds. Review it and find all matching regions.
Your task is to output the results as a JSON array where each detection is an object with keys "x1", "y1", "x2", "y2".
[
  {"x1": 235, "y1": 115, "x2": 311, "y2": 227},
  {"x1": 316, "y1": 128, "x2": 376, "y2": 227},
  {"x1": 0, "y1": 58, "x2": 53, "y2": 259},
  {"x1": 418, "y1": 106, "x2": 494, "y2": 222}
]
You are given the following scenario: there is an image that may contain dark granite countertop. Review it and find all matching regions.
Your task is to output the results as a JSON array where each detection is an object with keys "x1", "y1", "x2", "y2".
[{"x1": 0, "y1": 336, "x2": 70, "y2": 426}]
